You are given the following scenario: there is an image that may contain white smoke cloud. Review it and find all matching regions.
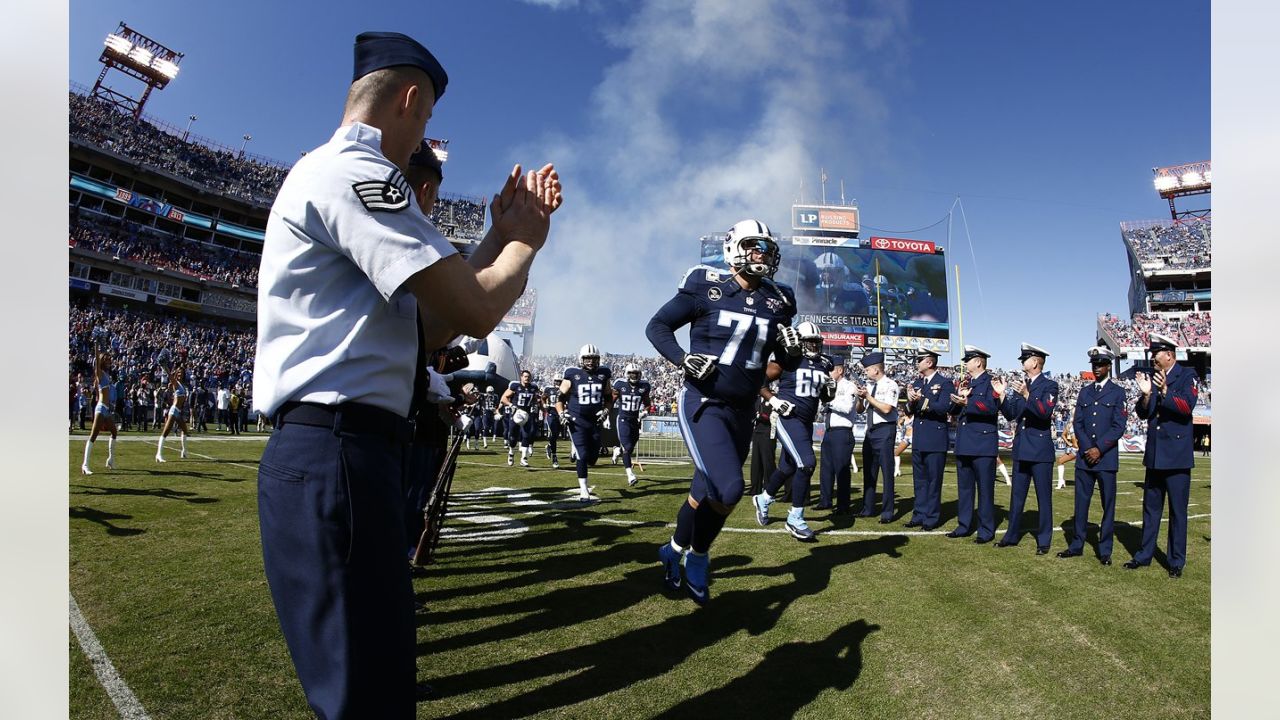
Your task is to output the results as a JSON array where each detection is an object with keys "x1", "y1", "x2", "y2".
[{"x1": 524, "y1": 0, "x2": 909, "y2": 356}]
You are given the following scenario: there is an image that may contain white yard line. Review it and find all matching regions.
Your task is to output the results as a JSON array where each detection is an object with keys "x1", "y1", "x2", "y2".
[{"x1": 69, "y1": 593, "x2": 151, "y2": 720}]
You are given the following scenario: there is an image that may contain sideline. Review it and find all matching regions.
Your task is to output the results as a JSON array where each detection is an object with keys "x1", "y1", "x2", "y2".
[{"x1": 70, "y1": 593, "x2": 151, "y2": 720}]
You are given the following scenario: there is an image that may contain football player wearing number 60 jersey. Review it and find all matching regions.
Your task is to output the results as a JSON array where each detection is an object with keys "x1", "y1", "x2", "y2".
[
  {"x1": 612, "y1": 364, "x2": 652, "y2": 486},
  {"x1": 752, "y1": 322, "x2": 835, "y2": 541},
  {"x1": 646, "y1": 218, "x2": 797, "y2": 605},
  {"x1": 557, "y1": 344, "x2": 613, "y2": 500}
]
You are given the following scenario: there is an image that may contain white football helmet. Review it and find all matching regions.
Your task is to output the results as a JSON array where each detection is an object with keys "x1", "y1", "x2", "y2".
[
  {"x1": 625, "y1": 363, "x2": 640, "y2": 383},
  {"x1": 723, "y1": 219, "x2": 781, "y2": 278},
  {"x1": 796, "y1": 321, "x2": 823, "y2": 358},
  {"x1": 814, "y1": 252, "x2": 848, "y2": 290},
  {"x1": 485, "y1": 385, "x2": 494, "y2": 393},
  {"x1": 512, "y1": 408, "x2": 529, "y2": 426},
  {"x1": 579, "y1": 344, "x2": 601, "y2": 371}
]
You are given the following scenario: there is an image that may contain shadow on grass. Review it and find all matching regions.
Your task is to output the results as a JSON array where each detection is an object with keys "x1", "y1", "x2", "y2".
[
  {"x1": 1114, "y1": 521, "x2": 1169, "y2": 569},
  {"x1": 133, "y1": 468, "x2": 243, "y2": 482},
  {"x1": 651, "y1": 619, "x2": 880, "y2": 719},
  {"x1": 70, "y1": 484, "x2": 219, "y2": 504},
  {"x1": 422, "y1": 536, "x2": 904, "y2": 718},
  {"x1": 69, "y1": 506, "x2": 145, "y2": 536}
]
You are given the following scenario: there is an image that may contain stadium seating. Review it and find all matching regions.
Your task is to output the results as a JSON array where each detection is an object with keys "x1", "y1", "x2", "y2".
[{"x1": 1122, "y1": 219, "x2": 1211, "y2": 270}]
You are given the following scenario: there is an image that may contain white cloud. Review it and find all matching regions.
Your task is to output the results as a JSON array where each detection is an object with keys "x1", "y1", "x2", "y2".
[
  {"x1": 516, "y1": 0, "x2": 581, "y2": 9},
  {"x1": 524, "y1": 0, "x2": 909, "y2": 356}
]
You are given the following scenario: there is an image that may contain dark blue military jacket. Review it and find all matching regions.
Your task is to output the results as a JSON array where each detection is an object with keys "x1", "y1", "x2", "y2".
[
  {"x1": 1136, "y1": 363, "x2": 1198, "y2": 470},
  {"x1": 1000, "y1": 373, "x2": 1060, "y2": 462}
]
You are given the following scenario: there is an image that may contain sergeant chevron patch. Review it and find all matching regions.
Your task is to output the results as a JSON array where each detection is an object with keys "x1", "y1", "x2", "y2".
[{"x1": 352, "y1": 172, "x2": 411, "y2": 212}]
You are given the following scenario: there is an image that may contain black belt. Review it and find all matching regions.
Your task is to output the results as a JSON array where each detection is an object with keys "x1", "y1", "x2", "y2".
[{"x1": 275, "y1": 401, "x2": 413, "y2": 444}]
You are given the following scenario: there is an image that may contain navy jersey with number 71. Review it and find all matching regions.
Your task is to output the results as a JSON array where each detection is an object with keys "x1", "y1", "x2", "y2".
[{"x1": 646, "y1": 265, "x2": 796, "y2": 406}]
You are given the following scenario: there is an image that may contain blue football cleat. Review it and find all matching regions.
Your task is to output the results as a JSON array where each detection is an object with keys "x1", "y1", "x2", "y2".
[
  {"x1": 658, "y1": 542, "x2": 683, "y2": 591},
  {"x1": 785, "y1": 508, "x2": 817, "y2": 542},
  {"x1": 683, "y1": 551, "x2": 710, "y2": 605},
  {"x1": 753, "y1": 493, "x2": 772, "y2": 527}
]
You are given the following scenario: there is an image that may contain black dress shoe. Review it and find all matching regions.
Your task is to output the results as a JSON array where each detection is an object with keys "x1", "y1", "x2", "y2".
[
  {"x1": 1056, "y1": 549, "x2": 1082, "y2": 559},
  {"x1": 903, "y1": 520, "x2": 922, "y2": 528},
  {"x1": 1122, "y1": 560, "x2": 1148, "y2": 570},
  {"x1": 857, "y1": 511, "x2": 875, "y2": 518},
  {"x1": 1036, "y1": 546, "x2": 1050, "y2": 555},
  {"x1": 995, "y1": 541, "x2": 1016, "y2": 548},
  {"x1": 814, "y1": 503, "x2": 833, "y2": 511},
  {"x1": 921, "y1": 524, "x2": 938, "y2": 531},
  {"x1": 1168, "y1": 567, "x2": 1183, "y2": 578},
  {"x1": 1099, "y1": 555, "x2": 1112, "y2": 566},
  {"x1": 878, "y1": 517, "x2": 893, "y2": 524},
  {"x1": 973, "y1": 536, "x2": 993, "y2": 544},
  {"x1": 945, "y1": 530, "x2": 971, "y2": 538}
]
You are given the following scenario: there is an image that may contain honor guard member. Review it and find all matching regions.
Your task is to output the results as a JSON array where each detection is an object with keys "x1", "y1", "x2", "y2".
[
  {"x1": 543, "y1": 379, "x2": 563, "y2": 468},
  {"x1": 1125, "y1": 333, "x2": 1199, "y2": 577},
  {"x1": 948, "y1": 345, "x2": 1000, "y2": 543},
  {"x1": 817, "y1": 357, "x2": 857, "y2": 514},
  {"x1": 612, "y1": 363, "x2": 652, "y2": 486},
  {"x1": 853, "y1": 351, "x2": 900, "y2": 523},
  {"x1": 993, "y1": 343, "x2": 1060, "y2": 554},
  {"x1": 501, "y1": 370, "x2": 541, "y2": 467},
  {"x1": 752, "y1": 321, "x2": 836, "y2": 541},
  {"x1": 904, "y1": 348, "x2": 954, "y2": 530},
  {"x1": 1058, "y1": 346, "x2": 1127, "y2": 565},
  {"x1": 558, "y1": 344, "x2": 613, "y2": 500},
  {"x1": 647, "y1": 219, "x2": 797, "y2": 603},
  {"x1": 253, "y1": 31, "x2": 561, "y2": 718}
]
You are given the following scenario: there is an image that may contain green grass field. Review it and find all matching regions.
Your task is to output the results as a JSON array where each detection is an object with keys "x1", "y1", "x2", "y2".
[{"x1": 69, "y1": 432, "x2": 1211, "y2": 719}]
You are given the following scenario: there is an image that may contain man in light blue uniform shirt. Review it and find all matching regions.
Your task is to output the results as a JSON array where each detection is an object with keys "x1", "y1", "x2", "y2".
[{"x1": 253, "y1": 31, "x2": 561, "y2": 718}]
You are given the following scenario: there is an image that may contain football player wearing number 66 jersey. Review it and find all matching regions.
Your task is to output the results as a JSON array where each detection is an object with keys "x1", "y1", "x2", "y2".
[
  {"x1": 751, "y1": 322, "x2": 835, "y2": 541},
  {"x1": 646, "y1": 218, "x2": 797, "y2": 605},
  {"x1": 612, "y1": 364, "x2": 652, "y2": 486},
  {"x1": 557, "y1": 344, "x2": 613, "y2": 501}
]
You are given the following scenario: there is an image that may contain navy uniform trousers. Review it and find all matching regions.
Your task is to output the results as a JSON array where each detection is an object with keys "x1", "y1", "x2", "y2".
[
  {"x1": 1068, "y1": 466, "x2": 1117, "y2": 556},
  {"x1": 818, "y1": 426, "x2": 854, "y2": 512},
  {"x1": 545, "y1": 409, "x2": 562, "y2": 458},
  {"x1": 861, "y1": 422, "x2": 897, "y2": 519},
  {"x1": 1003, "y1": 459, "x2": 1054, "y2": 547},
  {"x1": 954, "y1": 455, "x2": 997, "y2": 541},
  {"x1": 910, "y1": 450, "x2": 947, "y2": 527},
  {"x1": 1133, "y1": 469, "x2": 1191, "y2": 569},
  {"x1": 617, "y1": 415, "x2": 640, "y2": 469},
  {"x1": 568, "y1": 413, "x2": 603, "y2": 477},
  {"x1": 506, "y1": 411, "x2": 536, "y2": 448},
  {"x1": 678, "y1": 388, "x2": 754, "y2": 507},
  {"x1": 259, "y1": 406, "x2": 416, "y2": 720},
  {"x1": 766, "y1": 415, "x2": 818, "y2": 508}
]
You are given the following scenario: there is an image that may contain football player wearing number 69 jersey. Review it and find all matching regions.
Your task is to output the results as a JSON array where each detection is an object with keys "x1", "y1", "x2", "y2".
[
  {"x1": 752, "y1": 322, "x2": 836, "y2": 541},
  {"x1": 646, "y1": 218, "x2": 798, "y2": 605},
  {"x1": 612, "y1": 364, "x2": 652, "y2": 486},
  {"x1": 557, "y1": 344, "x2": 613, "y2": 501}
]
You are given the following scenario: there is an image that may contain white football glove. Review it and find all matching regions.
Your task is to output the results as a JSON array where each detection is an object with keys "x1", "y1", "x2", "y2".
[
  {"x1": 602, "y1": 415, "x2": 612, "y2": 430},
  {"x1": 778, "y1": 325, "x2": 802, "y2": 357},
  {"x1": 681, "y1": 353, "x2": 718, "y2": 380},
  {"x1": 596, "y1": 408, "x2": 609, "y2": 423},
  {"x1": 767, "y1": 396, "x2": 795, "y2": 417}
]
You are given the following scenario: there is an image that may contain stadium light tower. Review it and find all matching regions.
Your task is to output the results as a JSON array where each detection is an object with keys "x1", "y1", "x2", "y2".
[
  {"x1": 90, "y1": 22, "x2": 184, "y2": 119},
  {"x1": 1152, "y1": 161, "x2": 1211, "y2": 221},
  {"x1": 183, "y1": 114, "x2": 197, "y2": 141},
  {"x1": 240, "y1": 134, "x2": 253, "y2": 156}
]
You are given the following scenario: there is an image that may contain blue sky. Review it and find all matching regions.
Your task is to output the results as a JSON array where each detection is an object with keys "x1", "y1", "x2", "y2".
[{"x1": 69, "y1": 0, "x2": 1210, "y2": 369}]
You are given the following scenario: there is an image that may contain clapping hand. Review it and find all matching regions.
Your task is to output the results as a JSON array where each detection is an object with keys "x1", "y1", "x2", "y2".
[
  {"x1": 1135, "y1": 371, "x2": 1152, "y2": 395},
  {"x1": 1152, "y1": 369, "x2": 1167, "y2": 392},
  {"x1": 991, "y1": 378, "x2": 1006, "y2": 396},
  {"x1": 490, "y1": 163, "x2": 562, "y2": 250},
  {"x1": 906, "y1": 385, "x2": 922, "y2": 402},
  {"x1": 854, "y1": 383, "x2": 869, "y2": 399},
  {"x1": 950, "y1": 387, "x2": 971, "y2": 405}
]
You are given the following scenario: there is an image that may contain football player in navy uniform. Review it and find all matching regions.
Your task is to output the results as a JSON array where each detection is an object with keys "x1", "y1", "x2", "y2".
[
  {"x1": 611, "y1": 363, "x2": 652, "y2": 486},
  {"x1": 904, "y1": 348, "x2": 954, "y2": 530},
  {"x1": 647, "y1": 219, "x2": 797, "y2": 604},
  {"x1": 853, "y1": 351, "x2": 900, "y2": 523},
  {"x1": 1125, "y1": 333, "x2": 1199, "y2": 577},
  {"x1": 478, "y1": 385, "x2": 498, "y2": 448},
  {"x1": 751, "y1": 322, "x2": 835, "y2": 541},
  {"x1": 501, "y1": 370, "x2": 542, "y2": 468},
  {"x1": 1058, "y1": 347, "x2": 1127, "y2": 565},
  {"x1": 993, "y1": 343, "x2": 1060, "y2": 554},
  {"x1": 948, "y1": 345, "x2": 1000, "y2": 543},
  {"x1": 543, "y1": 379, "x2": 563, "y2": 468},
  {"x1": 557, "y1": 345, "x2": 613, "y2": 500},
  {"x1": 812, "y1": 251, "x2": 871, "y2": 316}
]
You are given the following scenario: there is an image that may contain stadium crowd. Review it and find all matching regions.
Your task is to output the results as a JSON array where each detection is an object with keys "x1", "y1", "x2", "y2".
[
  {"x1": 431, "y1": 195, "x2": 487, "y2": 241},
  {"x1": 1122, "y1": 219, "x2": 1211, "y2": 270},
  {"x1": 71, "y1": 209, "x2": 261, "y2": 288},
  {"x1": 1099, "y1": 311, "x2": 1212, "y2": 349},
  {"x1": 69, "y1": 92, "x2": 289, "y2": 205},
  {"x1": 69, "y1": 299, "x2": 259, "y2": 432}
]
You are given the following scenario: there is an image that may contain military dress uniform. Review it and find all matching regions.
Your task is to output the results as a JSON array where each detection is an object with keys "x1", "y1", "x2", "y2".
[
  {"x1": 818, "y1": 359, "x2": 857, "y2": 513},
  {"x1": 905, "y1": 350, "x2": 955, "y2": 530},
  {"x1": 949, "y1": 346, "x2": 999, "y2": 543},
  {"x1": 253, "y1": 32, "x2": 450, "y2": 719},
  {"x1": 1126, "y1": 334, "x2": 1199, "y2": 577},
  {"x1": 997, "y1": 344, "x2": 1060, "y2": 552},
  {"x1": 1060, "y1": 347, "x2": 1127, "y2": 564},
  {"x1": 856, "y1": 353, "x2": 900, "y2": 522}
]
